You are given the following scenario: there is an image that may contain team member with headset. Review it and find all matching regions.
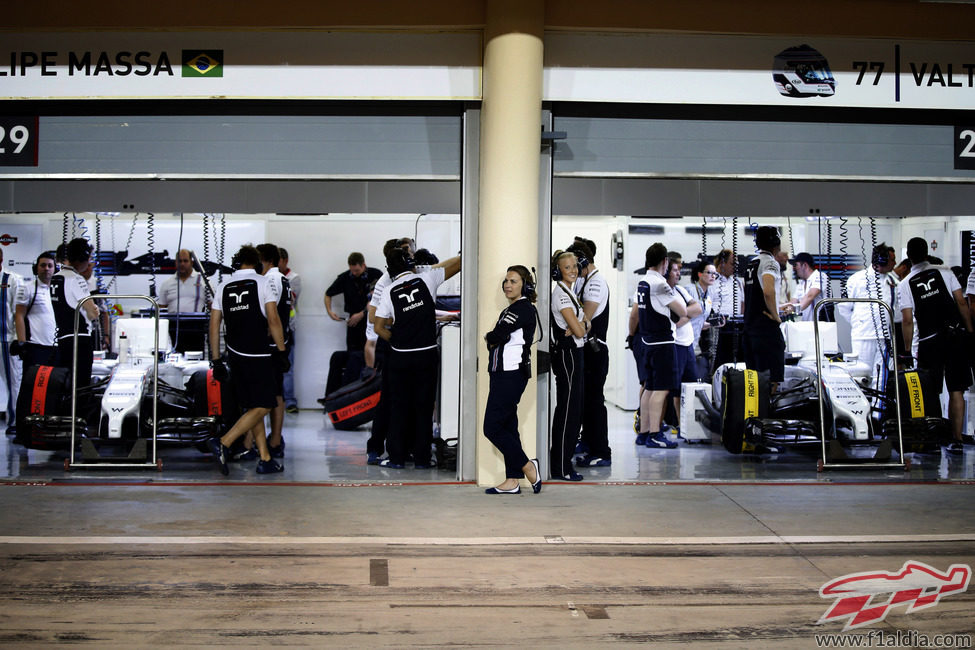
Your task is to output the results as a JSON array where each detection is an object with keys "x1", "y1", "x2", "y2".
[
  {"x1": 839, "y1": 242, "x2": 900, "y2": 386},
  {"x1": 482, "y1": 265, "x2": 542, "y2": 495},
  {"x1": 743, "y1": 226, "x2": 785, "y2": 392},
  {"x1": 567, "y1": 237, "x2": 613, "y2": 468},
  {"x1": 374, "y1": 247, "x2": 460, "y2": 468},
  {"x1": 14, "y1": 251, "x2": 58, "y2": 369},
  {"x1": 50, "y1": 238, "x2": 99, "y2": 387},
  {"x1": 207, "y1": 244, "x2": 289, "y2": 475},
  {"x1": 631, "y1": 243, "x2": 686, "y2": 449},
  {"x1": 898, "y1": 237, "x2": 974, "y2": 455},
  {"x1": 550, "y1": 249, "x2": 588, "y2": 480}
]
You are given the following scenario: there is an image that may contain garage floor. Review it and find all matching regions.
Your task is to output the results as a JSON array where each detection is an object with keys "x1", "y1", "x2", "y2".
[{"x1": 1, "y1": 407, "x2": 972, "y2": 484}]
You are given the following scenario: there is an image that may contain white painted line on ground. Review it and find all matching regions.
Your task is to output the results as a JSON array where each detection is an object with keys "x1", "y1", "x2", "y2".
[{"x1": 0, "y1": 534, "x2": 973, "y2": 546}]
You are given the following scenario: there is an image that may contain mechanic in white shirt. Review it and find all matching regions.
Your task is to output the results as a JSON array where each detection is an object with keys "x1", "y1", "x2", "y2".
[
  {"x1": 790, "y1": 252, "x2": 828, "y2": 321},
  {"x1": 14, "y1": 251, "x2": 58, "y2": 369},
  {"x1": 158, "y1": 249, "x2": 209, "y2": 352},
  {"x1": 0, "y1": 246, "x2": 23, "y2": 433},
  {"x1": 839, "y1": 242, "x2": 900, "y2": 385}
]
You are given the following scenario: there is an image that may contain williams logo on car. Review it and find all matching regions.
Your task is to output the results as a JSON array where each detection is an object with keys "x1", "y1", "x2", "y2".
[{"x1": 181, "y1": 50, "x2": 224, "y2": 77}]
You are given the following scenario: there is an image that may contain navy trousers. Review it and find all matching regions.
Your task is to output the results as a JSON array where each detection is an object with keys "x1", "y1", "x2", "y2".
[
  {"x1": 483, "y1": 370, "x2": 530, "y2": 479},
  {"x1": 550, "y1": 345, "x2": 583, "y2": 478},
  {"x1": 580, "y1": 341, "x2": 610, "y2": 459}
]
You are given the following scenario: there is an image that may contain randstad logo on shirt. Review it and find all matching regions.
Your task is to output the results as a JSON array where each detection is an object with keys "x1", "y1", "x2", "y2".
[{"x1": 181, "y1": 50, "x2": 223, "y2": 77}]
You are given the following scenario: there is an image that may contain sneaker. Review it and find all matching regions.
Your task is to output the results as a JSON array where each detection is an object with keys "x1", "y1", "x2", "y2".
[
  {"x1": 661, "y1": 422, "x2": 678, "y2": 436},
  {"x1": 268, "y1": 438, "x2": 285, "y2": 459},
  {"x1": 946, "y1": 442, "x2": 964, "y2": 455},
  {"x1": 552, "y1": 471, "x2": 584, "y2": 481},
  {"x1": 645, "y1": 432, "x2": 678, "y2": 449},
  {"x1": 574, "y1": 440, "x2": 589, "y2": 455},
  {"x1": 633, "y1": 410, "x2": 641, "y2": 434},
  {"x1": 232, "y1": 447, "x2": 258, "y2": 462},
  {"x1": 285, "y1": 405, "x2": 299, "y2": 414},
  {"x1": 366, "y1": 452, "x2": 381, "y2": 465},
  {"x1": 576, "y1": 454, "x2": 611, "y2": 467},
  {"x1": 207, "y1": 437, "x2": 230, "y2": 476},
  {"x1": 256, "y1": 458, "x2": 284, "y2": 474},
  {"x1": 378, "y1": 459, "x2": 405, "y2": 469},
  {"x1": 635, "y1": 432, "x2": 648, "y2": 446}
]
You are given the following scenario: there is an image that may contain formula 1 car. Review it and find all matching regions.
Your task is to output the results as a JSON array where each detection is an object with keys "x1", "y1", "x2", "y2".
[
  {"x1": 693, "y1": 319, "x2": 950, "y2": 464},
  {"x1": 14, "y1": 318, "x2": 237, "y2": 460}
]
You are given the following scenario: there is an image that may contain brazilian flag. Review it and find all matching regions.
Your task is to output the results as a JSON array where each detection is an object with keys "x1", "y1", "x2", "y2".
[{"x1": 182, "y1": 50, "x2": 224, "y2": 77}]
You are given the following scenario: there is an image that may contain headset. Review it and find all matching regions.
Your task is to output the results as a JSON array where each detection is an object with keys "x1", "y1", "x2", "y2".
[
  {"x1": 871, "y1": 242, "x2": 890, "y2": 268},
  {"x1": 503, "y1": 265, "x2": 537, "y2": 298},
  {"x1": 568, "y1": 247, "x2": 590, "y2": 271},
  {"x1": 524, "y1": 266, "x2": 537, "y2": 297},
  {"x1": 31, "y1": 251, "x2": 59, "y2": 276},
  {"x1": 551, "y1": 250, "x2": 571, "y2": 281}
]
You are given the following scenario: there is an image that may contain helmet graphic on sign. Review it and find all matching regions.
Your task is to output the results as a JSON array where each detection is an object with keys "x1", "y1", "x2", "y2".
[{"x1": 773, "y1": 45, "x2": 836, "y2": 98}]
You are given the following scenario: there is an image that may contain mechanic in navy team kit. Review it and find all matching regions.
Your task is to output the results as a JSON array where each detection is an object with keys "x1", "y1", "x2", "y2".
[
  {"x1": 482, "y1": 265, "x2": 543, "y2": 495},
  {"x1": 632, "y1": 243, "x2": 686, "y2": 450},
  {"x1": 50, "y1": 238, "x2": 100, "y2": 387},
  {"x1": 743, "y1": 226, "x2": 785, "y2": 392},
  {"x1": 567, "y1": 237, "x2": 613, "y2": 468},
  {"x1": 898, "y1": 237, "x2": 974, "y2": 455},
  {"x1": 258, "y1": 243, "x2": 292, "y2": 459},
  {"x1": 373, "y1": 247, "x2": 460, "y2": 468},
  {"x1": 207, "y1": 244, "x2": 289, "y2": 475}
]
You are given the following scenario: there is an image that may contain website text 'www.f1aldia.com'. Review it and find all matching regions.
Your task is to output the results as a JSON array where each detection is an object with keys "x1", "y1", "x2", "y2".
[{"x1": 815, "y1": 630, "x2": 972, "y2": 648}]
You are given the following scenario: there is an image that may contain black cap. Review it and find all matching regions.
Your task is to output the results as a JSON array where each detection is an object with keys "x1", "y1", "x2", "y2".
[{"x1": 789, "y1": 252, "x2": 815, "y2": 267}]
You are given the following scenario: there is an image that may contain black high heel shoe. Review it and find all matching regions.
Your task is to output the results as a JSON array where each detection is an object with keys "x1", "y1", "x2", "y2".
[{"x1": 529, "y1": 458, "x2": 542, "y2": 494}]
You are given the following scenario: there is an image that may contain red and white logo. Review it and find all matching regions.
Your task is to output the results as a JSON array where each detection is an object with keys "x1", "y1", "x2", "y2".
[
  {"x1": 818, "y1": 561, "x2": 971, "y2": 631},
  {"x1": 0, "y1": 234, "x2": 18, "y2": 246}
]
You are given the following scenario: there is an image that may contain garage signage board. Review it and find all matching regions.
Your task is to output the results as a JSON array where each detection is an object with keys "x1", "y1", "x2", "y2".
[
  {"x1": 545, "y1": 33, "x2": 975, "y2": 110},
  {"x1": 0, "y1": 31, "x2": 482, "y2": 100}
]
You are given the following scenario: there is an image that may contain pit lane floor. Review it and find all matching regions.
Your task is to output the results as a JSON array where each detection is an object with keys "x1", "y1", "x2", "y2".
[{"x1": 0, "y1": 482, "x2": 973, "y2": 647}]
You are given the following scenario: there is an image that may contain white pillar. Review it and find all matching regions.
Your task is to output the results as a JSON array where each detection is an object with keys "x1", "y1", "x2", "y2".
[{"x1": 476, "y1": 0, "x2": 545, "y2": 486}]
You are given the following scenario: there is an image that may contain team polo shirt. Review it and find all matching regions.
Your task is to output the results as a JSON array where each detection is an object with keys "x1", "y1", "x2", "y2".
[
  {"x1": 574, "y1": 269, "x2": 610, "y2": 343},
  {"x1": 212, "y1": 269, "x2": 273, "y2": 357},
  {"x1": 796, "y1": 269, "x2": 827, "y2": 321},
  {"x1": 636, "y1": 270, "x2": 676, "y2": 346},
  {"x1": 158, "y1": 272, "x2": 207, "y2": 313},
  {"x1": 840, "y1": 268, "x2": 898, "y2": 341},
  {"x1": 50, "y1": 266, "x2": 92, "y2": 340},
  {"x1": 263, "y1": 267, "x2": 292, "y2": 346},
  {"x1": 898, "y1": 261, "x2": 963, "y2": 341},
  {"x1": 551, "y1": 281, "x2": 584, "y2": 349},
  {"x1": 485, "y1": 297, "x2": 536, "y2": 374},
  {"x1": 712, "y1": 272, "x2": 743, "y2": 318},
  {"x1": 1, "y1": 270, "x2": 22, "y2": 343},
  {"x1": 376, "y1": 267, "x2": 444, "y2": 352},
  {"x1": 672, "y1": 284, "x2": 696, "y2": 347},
  {"x1": 15, "y1": 279, "x2": 56, "y2": 346},
  {"x1": 688, "y1": 281, "x2": 713, "y2": 346},
  {"x1": 366, "y1": 272, "x2": 393, "y2": 342},
  {"x1": 743, "y1": 251, "x2": 781, "y2": 333}
]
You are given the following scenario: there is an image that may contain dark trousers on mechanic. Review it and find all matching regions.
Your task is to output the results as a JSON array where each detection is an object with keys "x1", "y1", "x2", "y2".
[
  {"x1": 581, "y1": 340, "x2": 611, "y2": 460},
  {"x1": 366, "y1": 338, "x2": 391, "y2": 457},
  {"x1": 550, "y1": 345, "x2": 583, "y2": 478},
  {"x1": 483, "y1": 370, "x2": 530, "y2": 479},
  {"x1": 384, "y1": 348, "x2": 439, "y2": 466},
  {"x1": 57, "y1": 336, "x2": 93, "y2": 388}
]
